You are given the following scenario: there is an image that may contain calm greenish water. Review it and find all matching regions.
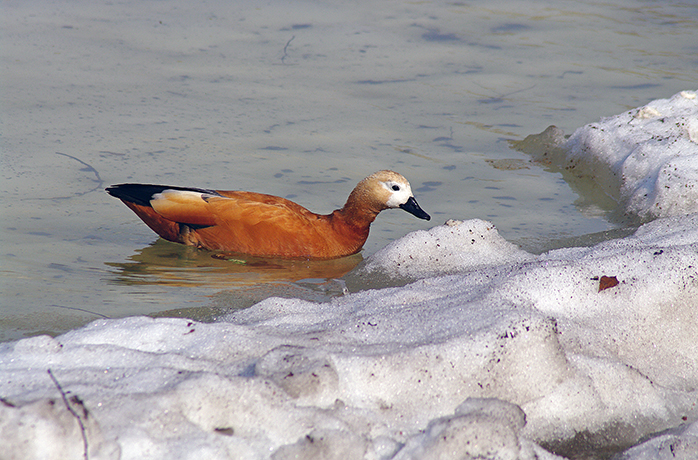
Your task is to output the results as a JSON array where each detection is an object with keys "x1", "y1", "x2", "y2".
[{"x1": 2, "y1": 0, "x2": 696, "y2": 341}]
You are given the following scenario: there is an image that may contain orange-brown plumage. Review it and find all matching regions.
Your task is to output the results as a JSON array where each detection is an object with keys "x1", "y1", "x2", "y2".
[{"x1": 106, "y1": 170, "x2": 430, "y2": 259}]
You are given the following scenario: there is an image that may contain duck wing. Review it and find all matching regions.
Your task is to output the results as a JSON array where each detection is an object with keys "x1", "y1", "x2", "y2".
[
  {"x1": 150, "y1": 189, "x2": 334, "y2": 256},
  {"x1": 149, "y1": 189, "x2": 317, "y2": 227}
]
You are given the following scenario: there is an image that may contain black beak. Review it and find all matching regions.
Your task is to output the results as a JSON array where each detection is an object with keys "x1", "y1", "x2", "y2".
[{"x1": 399, "y1": 196, "x2": 430, "y2": 220}]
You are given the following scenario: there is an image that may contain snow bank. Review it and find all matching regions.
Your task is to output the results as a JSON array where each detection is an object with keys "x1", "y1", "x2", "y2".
[
  {"x1": 350, "y1": 219, "x2": 535, "y2": 283},
  {"x1": 517, "y1": 90, "x2": 698, "y2": 221},
  {"x1": 2, "y1": 94, "x2": 698, "y2": 459},
  {"x1": 1, "y1": 212, "x2": 696, "y2": 459}
]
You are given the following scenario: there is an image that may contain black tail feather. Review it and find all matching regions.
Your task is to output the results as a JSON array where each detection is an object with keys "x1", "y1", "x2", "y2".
[{"x1": 105, "y1": 184, "x2": 219, "y2": 207}]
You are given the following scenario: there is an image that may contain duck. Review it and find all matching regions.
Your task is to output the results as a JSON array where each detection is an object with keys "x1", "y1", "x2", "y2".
[{"x1": 106, "y1": 170, "x2": 430, "y2": 259}]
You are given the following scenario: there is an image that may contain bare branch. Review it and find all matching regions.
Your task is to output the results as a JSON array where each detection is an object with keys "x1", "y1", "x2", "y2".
[{"x1": 47, "y1": 369, "x2": 89, "y2": 460}]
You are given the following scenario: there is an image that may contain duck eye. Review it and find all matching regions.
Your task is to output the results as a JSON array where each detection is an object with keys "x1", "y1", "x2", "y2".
[{"x1": 391, "y1": 184, "x2": 400, "y2": 191}]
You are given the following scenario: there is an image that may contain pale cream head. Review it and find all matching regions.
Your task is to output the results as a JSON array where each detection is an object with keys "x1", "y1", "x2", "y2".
[
  {"x1": 352, "y1": 170, "x2": 431, "y2": 220},
  {"x1": 364, "y1": 170, "x2": 414, "y2": 208}
]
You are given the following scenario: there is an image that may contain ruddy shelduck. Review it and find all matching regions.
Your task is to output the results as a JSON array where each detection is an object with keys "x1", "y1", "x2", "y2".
[{"x1": 106, "y1": 170, "x2": 430, "y2": 259}]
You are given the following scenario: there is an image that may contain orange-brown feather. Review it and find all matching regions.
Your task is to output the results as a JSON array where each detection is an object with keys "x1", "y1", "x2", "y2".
[
  {"x1": 187, "y1": 194, "x2": 369, "y2": 258},
  {"x1": 121, "y1": 201, "x2": 183, "y2": 242},
  {"x1": 120, "y1": 190, "x2": 371, "y2": 258}
]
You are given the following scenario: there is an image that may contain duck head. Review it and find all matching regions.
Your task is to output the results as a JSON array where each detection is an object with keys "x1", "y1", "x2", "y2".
[{"x1": 349, "y1": 170, "x2": 431, "y2": 220}]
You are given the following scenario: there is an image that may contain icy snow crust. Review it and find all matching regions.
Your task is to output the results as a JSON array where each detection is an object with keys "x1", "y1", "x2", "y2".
[
  {"x1": 559, "y1": 90, "x2": 698, "y2": 220},
  {"x1": 2, "y1": 217, "x2": 697, "y2": 459},
  {"x1": 2, "y1": 94, "x2": 698, "y2": 459},
  {"x1": 353, "y1": 219, "x2": 536, "y2": 282}
]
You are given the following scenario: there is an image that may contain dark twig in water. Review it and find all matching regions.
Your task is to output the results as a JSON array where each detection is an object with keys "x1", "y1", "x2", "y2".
[
  {"x1": 50, "y1": 304, "x2": 111, "y2": 319},
  {"x1": 471, "y1": 82, "x2": 536, "y2": 104},
  {"x1": 281, "y1": 35, "x2": 295, "y2": 64},
  {"x1": 48, "y1": 369, "x2": 90, "y2": 460},
  {"x1": 43, "y1": 152, "x2": 105, "y2": 199}
]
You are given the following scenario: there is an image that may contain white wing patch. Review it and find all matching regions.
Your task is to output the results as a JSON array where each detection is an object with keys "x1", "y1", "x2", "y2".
[
  {"x1": 150, "y1": 189, "x2": 217, "y2": 226},
  {"x1": 151, "y1": 189, "x2": 206, "y2": 208}
]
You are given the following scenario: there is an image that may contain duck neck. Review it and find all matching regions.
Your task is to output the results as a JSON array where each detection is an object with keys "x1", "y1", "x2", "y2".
[
  {"x1": 327, "y1": 197, "x2": 378, "y2": 248},
  {"x1": 337, "y1": 187, "x2": 384, "y2": 227},
  {"x1": 333, "y1": 204, "x2": 378, "y2": 230}
]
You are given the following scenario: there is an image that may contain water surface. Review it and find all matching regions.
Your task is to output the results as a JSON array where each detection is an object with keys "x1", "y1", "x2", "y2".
[{"x1": 2, "y1": 0, "x2": 696, "y2": 341}]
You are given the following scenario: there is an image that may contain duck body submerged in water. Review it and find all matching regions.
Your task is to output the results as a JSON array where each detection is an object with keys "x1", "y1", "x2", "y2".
[{"x1": 106, "y1": 170, "x2": 430, "y2": 259}]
